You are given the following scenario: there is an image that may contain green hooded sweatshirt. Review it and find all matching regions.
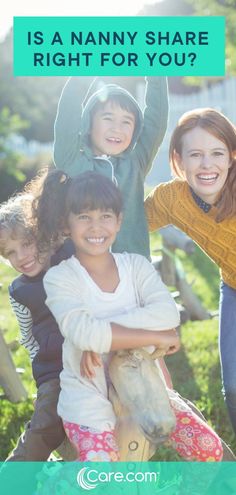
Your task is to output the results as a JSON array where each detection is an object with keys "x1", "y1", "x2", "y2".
[{"x1": 53, "y1": 77, "x2": 168, "y2": 258}]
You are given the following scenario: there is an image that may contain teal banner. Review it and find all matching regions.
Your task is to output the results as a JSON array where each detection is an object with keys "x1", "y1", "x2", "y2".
[
  {"x1": 13, "y1": 16, "x2": 225, "y2": 76},
  {"x1": 0, "y1": 461, "x2": 236, "y2": 494}
]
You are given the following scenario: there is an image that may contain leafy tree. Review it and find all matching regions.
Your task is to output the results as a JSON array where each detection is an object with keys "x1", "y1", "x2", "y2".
[
  {"x1": 0, "y1": 30, "x2": 66, "y2": 143},
  {"x1": 186, "y1": 0, "x2": 236, "y2": 74},
  {"x1": 0, "y1": 107, "x2": 28, "y2": 201}
]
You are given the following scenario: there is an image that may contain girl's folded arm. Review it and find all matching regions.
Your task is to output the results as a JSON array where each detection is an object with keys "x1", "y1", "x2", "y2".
[
  {"x1": 43, "y1": 265, "x2": 157, "y2": 354},
  {"x1": 111, "y1": 254, "x2": 180, "y2": 331}
]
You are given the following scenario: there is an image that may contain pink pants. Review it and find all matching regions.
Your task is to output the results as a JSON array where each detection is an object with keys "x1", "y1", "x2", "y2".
[{"x1": 63, "y1": 399, "x2": 223, "y2": 462}]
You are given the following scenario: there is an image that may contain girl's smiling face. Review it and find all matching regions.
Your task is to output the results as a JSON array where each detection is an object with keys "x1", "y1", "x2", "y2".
[
  {"x1": 67, "y1": 208, "x2": 122, "y2": 260},
  {"x1": 175, "y1": 126, "x2": 232, "y2": 205}
]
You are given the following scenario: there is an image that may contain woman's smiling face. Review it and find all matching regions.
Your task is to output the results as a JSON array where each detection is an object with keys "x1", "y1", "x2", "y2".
[{"x1": 175, "y1": 126, "x2": 232, "y2": 204}]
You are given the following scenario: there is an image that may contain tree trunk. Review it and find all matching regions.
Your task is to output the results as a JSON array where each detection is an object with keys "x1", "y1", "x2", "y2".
[
  {"x1": 176, "y1": 276, "x2": 210, "y2": 321},
  {"x1": 0, "y1": 329, "x2": 28, "y2": 402}
]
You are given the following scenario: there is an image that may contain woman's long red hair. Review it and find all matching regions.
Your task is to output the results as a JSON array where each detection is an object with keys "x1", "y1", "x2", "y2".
[{"x1": 169, "y1": 108, "x2": 236, "y2": 222}]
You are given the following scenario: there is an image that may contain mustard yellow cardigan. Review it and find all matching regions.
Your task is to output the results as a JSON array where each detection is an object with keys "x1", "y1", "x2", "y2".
[{"x1": 145, "y1": 179, "x2": 236, "y2": 289}]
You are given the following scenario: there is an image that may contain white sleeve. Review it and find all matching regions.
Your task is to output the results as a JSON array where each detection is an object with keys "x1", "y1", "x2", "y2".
[
  {"x1": 110, "y1": 255, "x2": 180, "y2": 331},
  {"x1": 43, "y1": 265, "x2": 112, "y2": 353},
  {"x1": 9, "y1": 295, "x2": 39, "y2": 361}
]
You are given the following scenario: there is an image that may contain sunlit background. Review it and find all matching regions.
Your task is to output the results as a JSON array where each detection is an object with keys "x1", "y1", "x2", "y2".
[
  {"x1": 0, "y1": 0, "x2": 235, "y2": 192},
  {"x1": 0, "y1": 0, "x2": 159, "y2": 40}
]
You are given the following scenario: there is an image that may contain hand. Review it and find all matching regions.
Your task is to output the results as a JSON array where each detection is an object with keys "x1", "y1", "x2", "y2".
[
  {"x1": 80, "y1": 351, "x2": 103, "y2": 379},
  {"x1": 154, "y1": 328, "x2": 180, "y2": 356}
]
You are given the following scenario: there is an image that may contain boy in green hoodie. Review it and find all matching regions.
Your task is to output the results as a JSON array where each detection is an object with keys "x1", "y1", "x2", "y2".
[{"x1": 53, "y1": 77, "x2": 168, "y2": 259}]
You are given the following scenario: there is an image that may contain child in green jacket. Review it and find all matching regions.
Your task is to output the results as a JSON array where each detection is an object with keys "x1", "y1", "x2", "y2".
[{"x1": 53, "y1": 77, "x2": 168, "y2": 258}]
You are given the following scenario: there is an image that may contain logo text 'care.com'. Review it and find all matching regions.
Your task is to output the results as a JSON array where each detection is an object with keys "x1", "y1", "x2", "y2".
[{"x1": 77, "y1": 467, "x2": 160, "y2": 490}]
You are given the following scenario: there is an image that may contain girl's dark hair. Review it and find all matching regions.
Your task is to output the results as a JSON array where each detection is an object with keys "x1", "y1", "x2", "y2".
[
  {"x1": 169, "y1": 107, "x2": 236, "y2": 222},
  {"x1": 32, "y1": 169, "x2": 123, "y2": 252}
]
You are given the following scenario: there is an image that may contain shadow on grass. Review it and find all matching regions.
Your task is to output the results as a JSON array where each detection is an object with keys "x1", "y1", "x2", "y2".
[
  {"x1": 165, "y1": 347, "x2": 202, "y2": 403},
  {"x1": 179, "y1": 246, "x2": 220, "y2": 310}
]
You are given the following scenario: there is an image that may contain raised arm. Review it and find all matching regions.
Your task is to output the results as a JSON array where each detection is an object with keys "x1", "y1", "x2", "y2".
[
  {"x1": 133, "y1": 77, "x2": 169, "y2": 175},
  {"x1": 53, "y1": 76, "x2": 96, "y2": 171}
]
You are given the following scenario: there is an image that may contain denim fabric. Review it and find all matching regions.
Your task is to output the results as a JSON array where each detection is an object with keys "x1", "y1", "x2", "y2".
[{"x1": 219, "y1": 280, "x2": 236, "y2": 434}]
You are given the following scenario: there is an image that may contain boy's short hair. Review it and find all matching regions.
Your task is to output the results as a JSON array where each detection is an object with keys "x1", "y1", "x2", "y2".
[
  {"x1": 0, "y1": 194, "x2": 34, "y2": 258},
  {"x1": 92, "y1": 93, "x2": 139, "y2": 124}
]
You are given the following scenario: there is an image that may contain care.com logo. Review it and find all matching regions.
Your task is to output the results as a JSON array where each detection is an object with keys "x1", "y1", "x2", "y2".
[{"x1": 77, "y1": 467, "x2": 160, "y2": 490}]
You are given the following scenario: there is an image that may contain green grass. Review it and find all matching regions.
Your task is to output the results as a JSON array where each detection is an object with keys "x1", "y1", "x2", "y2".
[
  {"x1": 0, "y1": 263, "x2": 36, "y2": 459},
  {"x1": 0, "y1": 240, "x2": 235, "y2": 461}
]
